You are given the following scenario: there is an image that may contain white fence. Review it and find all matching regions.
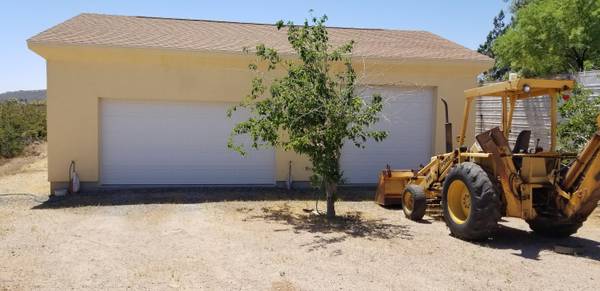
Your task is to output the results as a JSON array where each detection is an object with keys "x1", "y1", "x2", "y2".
[
  {"x1": 475, "y1": 71, "x2": 600, "y2": 150},
  {"x1": 577, "y1": 70, "x2": 600, "y2": 98}
]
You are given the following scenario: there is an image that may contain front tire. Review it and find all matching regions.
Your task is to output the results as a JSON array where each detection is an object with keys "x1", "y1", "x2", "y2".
[
  {"x1": 402, "y1": 185, "x2": 427, "y2": 221},
  {"x1": 442, "y1": 162, "x2": 502, "y2": 240}
]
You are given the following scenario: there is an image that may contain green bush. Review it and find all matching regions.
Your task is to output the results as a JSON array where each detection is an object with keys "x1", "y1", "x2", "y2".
[
  {"x1": 0, "y1": 99, "x2": 46, "y2": 158},
  {"x1": 558, "y1": 85, "x2": 600, "y2": 152}
]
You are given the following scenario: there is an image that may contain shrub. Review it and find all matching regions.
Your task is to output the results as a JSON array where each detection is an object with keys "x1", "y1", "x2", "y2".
[
  {"x1": 0, "y1": 99, "x2": 47, "y2": 158},
  {"x1": 557, "y1": 85, "x2": 600, "y2": 152}
]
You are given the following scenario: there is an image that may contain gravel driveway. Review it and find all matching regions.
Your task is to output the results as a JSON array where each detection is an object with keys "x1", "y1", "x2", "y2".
[{"x1": 1, "y1": 147, "x2": 599, "y2": 290}]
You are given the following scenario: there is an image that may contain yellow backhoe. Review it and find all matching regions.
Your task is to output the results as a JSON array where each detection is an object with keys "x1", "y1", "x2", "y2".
[{"x1": 376, "y1": 78, "x2": 600, "y2": 240}]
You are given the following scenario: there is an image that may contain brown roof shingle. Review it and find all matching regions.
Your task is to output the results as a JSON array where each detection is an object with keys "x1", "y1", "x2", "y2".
[{"x1": 28, "y1": 13, "x2": 492, "y2": 63}]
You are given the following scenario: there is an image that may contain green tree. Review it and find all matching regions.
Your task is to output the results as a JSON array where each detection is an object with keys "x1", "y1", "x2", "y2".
[
  {"x1": 494, "y1": 0, "x2": 600, "y2": 77},
  {"x1": 557, "y1": 86, "x2": 600, "y2": 152},
  {"x1": 228, "y1": 15, "x2": 386, "y2": 218},
  {"x1": 507, "y1": 0, "x2": 533, "y2": 13},
  {"x1": 478, "y1": 10, "x2": 510, "y2": 81}
]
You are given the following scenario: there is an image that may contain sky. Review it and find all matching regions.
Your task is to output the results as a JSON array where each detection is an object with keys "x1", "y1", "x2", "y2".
[{"x1": 0, "y1": 0, "x2": 508, "y2": 93}]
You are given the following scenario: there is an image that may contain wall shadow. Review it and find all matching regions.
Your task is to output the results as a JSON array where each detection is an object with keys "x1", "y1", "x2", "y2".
[{"x1": 32, "y1": 187, "x2": 375, "y2": 209}]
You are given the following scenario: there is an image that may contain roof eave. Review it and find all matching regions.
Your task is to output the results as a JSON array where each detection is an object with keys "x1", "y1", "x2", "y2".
[{"x1": 27, "y1": 40, "x2": 494, "y2": 69}]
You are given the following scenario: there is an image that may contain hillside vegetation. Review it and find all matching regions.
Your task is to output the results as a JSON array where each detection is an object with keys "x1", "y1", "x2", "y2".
[
  {"x1": 0, "y1": 99, "x2": 46, "y2": 158},
  {"x1": 0, "y1": 90, "x2": 46, "y2": 102}
]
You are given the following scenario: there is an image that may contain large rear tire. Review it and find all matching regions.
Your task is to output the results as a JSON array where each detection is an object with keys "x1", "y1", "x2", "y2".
[
  {"x1": 402, "y1": 185, "x2": 427, "y2": 221},
  {"x1": 442, "y1": 162, "x2": 502, "y2": 240},
  {"x1": 527, "y1": 216, "x2": 582, "y2": 238}
]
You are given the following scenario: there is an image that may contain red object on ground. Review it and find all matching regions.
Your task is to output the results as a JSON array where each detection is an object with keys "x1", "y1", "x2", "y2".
[{"x1": 562, "y1": 95, "x2": 570, "y2": 101}]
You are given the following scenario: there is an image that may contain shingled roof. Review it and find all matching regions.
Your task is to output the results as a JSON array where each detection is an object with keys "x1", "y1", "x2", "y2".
[{"x1": 28, "y1": 13, "x2": 492, "y2": 63}]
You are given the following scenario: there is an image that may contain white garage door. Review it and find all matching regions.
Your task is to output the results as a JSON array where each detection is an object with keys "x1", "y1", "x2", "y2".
[
  {"x1": 341, "y1": 86, "x2": 434, "y2": 184},
  {"x1": 100, "y1": 99, "x2": 275, "y2": 185}
]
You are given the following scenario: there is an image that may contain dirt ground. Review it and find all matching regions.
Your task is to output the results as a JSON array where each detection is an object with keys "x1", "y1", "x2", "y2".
[
  {"x1": 1, "y1": 146, "x2": 600, "y2": 290},
  {"x1": 0, "y1": 143, "x2": 48, "y2": 195}
]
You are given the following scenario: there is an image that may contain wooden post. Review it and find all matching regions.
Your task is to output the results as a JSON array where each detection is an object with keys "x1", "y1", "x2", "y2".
[
  {"x1": 501, "y1": 96, "x2": 508, "y2": 139},
  {"x1": 507, "y1": 95, "x2": 517, "y2": 136}
]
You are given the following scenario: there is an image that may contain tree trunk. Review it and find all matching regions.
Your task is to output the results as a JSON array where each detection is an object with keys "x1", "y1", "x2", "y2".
[{"x1": 325, "y1": 180, "x2": 337, "y2": 218}]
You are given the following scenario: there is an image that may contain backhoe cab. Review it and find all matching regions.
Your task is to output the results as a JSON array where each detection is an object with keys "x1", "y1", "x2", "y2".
[{"x1": 376, "y1": 78, "x2": 600, "y2": 240}]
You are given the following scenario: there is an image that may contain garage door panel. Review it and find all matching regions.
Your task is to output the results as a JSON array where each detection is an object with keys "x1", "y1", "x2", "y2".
[
  {"x1": 102, "y1": 166, "x2": 274, "y2": 185},
  {"x1": 101, "y1": 99, "x2": 274, "y2": 185},
  {"x1": 341, "y1": 86, "x2": 434, "y2": 184}
]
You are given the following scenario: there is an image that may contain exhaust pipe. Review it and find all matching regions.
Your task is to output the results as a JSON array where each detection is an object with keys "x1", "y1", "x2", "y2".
[{"x1": 441, "y1": 98, "x2": 453, "y2": 153}]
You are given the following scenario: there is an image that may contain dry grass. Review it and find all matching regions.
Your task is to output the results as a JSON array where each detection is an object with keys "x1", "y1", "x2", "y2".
[
  {"x1": 0, "y1": 143, "x2": 48, "y2": 195},
  {"x1": 0, "y1": 142, "x2": 46, "y2": 177}
]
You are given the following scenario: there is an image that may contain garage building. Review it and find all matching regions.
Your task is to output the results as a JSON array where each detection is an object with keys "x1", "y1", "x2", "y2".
[{"x1": 28, "y1": 13, "x2": 492, "y2": 191}]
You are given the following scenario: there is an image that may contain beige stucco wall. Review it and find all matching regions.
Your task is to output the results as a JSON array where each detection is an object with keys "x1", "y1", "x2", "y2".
[{"x1": 29, "y1": 44, "x2": 491, "y2": 185}]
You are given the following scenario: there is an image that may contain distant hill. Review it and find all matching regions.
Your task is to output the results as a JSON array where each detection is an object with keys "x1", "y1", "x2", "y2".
[{"x1": 0, "y1": 90, "x2": 46, "y2": 102}]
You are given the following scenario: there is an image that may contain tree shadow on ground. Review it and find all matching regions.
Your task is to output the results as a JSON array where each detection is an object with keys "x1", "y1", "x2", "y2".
[
  {"x1": 473, "y1": 224, "x2": 600, "y2": 261},
  {"x1": 31, "y1": 187, "x2": 375, "y2": 209},
  {"x1": 242, "y1": 203, "x2": 412, "y2": 251}
]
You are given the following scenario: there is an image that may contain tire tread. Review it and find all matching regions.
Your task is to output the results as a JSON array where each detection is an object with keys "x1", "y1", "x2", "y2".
[
  {"x1": 442, "y1": 162, "x2": 502, "y2": 240},
  {"x1": 403, "y1": 185, "x2": 427, "y2": 221}
]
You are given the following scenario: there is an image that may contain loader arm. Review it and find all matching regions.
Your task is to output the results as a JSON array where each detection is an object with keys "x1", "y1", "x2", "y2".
[
  {"x1": 559, "y1": 130, "x2": 600, "y2": 221},
  {"x1": 475, "y1": 127, "x2": 531, "y2": 218}
]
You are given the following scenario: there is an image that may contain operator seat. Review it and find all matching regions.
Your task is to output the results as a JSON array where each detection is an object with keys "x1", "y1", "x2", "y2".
[
  {"x1": 512, "y1": 130, "x2": 531, "y2": 170},
  {"x1": 513, "y1": 130, "x2": 531, "y2": 154}
]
